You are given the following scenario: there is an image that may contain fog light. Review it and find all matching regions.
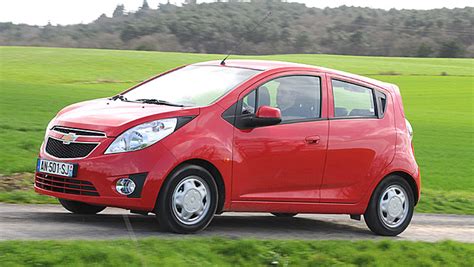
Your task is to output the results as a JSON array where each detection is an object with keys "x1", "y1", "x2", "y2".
[{"x1": 116, "y1": 178, "x2": 136, "y2": 195}]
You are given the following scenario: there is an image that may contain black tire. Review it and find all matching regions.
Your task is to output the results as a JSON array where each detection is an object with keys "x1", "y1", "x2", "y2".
[
  {"x1": 155, "y1": 164, "x2": 218, "y2": 234},
  {"x1": 58, "y1": 198, "x2": 106, "y2": 214},
  {"x1": 364, "y1": 175, "x2": 415, "y2": 236},
  {"x1": 271, "y1": 213, "x2": 297, "y2": 218}
]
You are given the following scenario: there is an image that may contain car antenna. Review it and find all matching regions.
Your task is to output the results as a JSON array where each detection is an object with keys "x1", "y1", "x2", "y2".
[{"x1": 220, "y1": 11, "x2": 272, "y2": 66}]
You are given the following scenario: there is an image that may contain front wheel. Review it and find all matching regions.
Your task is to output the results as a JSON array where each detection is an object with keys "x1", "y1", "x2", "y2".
[
  {"x1": 364, "y1": 175, "x2": 415, "y2": 236},
  {"x1": 155, "y1": 164, "x2": 218, "y2": 234},
  {"x1": 58, "y1": 199, "x2": 106, "y2": 214}
]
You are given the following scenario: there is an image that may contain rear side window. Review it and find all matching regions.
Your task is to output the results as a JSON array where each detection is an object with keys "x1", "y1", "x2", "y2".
[{"x1": 332, "y1": 80, "x2": 376, "y2": 118}]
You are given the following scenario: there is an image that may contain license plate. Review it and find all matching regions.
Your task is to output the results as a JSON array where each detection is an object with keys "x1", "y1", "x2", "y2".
[{"x1": 37, "y1": 159, "x2": 77, "y2": 177}]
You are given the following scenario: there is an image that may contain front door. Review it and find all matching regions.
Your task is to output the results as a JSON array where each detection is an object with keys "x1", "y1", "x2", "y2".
[{"x1": 231, "y1": 73, "x2": 328, "y2": 202}]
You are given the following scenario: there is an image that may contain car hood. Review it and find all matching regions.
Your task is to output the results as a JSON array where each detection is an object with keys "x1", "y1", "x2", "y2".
[{"x1": 53, "y1": 98, "x2": 200, "y2": 137}]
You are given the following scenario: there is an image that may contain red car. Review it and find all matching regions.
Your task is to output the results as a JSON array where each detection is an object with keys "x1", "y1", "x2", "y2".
[{"x1": 35, "y1": 60, "x2": 420, "y2": 236}]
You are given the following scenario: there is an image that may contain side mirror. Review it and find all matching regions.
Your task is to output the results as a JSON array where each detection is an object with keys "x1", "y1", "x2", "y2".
[
  {"x1": 241, "y1": 106, "x2": 282, "y2": 128},
  {"x1": 256, "y1": 105, "x2": 282, "y2": 121}
]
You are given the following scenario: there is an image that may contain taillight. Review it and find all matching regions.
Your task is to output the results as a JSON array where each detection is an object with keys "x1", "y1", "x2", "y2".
[
  {"x1": 405, "y1": 119, "x2": 414, "y2": 154},
  {"x1": 405, "y1": 119, "x2": 413, "y2": 141}
]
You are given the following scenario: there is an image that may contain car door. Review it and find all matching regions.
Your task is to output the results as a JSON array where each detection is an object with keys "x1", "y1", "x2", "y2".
[
  {"x1": 321, "y1": 75, "x2": 396, "y2": 203},
  {"x1": 230, "y1": 72, "x2": 329, "y2": 202}
]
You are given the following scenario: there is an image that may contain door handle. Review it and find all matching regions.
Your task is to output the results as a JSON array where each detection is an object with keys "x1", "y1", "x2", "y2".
[{"x1": 305, "y1": 135, "x2": 320, "y2": 144}]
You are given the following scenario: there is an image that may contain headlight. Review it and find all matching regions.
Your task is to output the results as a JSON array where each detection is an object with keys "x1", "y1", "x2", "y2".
[{"x1": 105, "y1": 118, "x2": 177, "y2": 154}]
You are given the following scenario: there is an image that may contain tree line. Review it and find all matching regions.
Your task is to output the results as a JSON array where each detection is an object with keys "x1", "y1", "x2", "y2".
[{"x1": 0, "y1": 0, "x2": 472, "y2": 58}]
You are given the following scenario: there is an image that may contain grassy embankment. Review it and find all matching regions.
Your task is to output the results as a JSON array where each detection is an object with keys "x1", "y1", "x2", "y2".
[{"x1": 0, "y1": 46, "x2": 472, "y2": 214}]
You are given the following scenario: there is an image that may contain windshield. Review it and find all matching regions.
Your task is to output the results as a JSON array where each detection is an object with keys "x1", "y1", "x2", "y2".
[{"x1": 123, "y1": 65, "x2": 261, "y2": 106}]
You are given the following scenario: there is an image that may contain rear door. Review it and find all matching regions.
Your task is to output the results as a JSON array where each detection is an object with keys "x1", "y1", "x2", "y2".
[
  {"x1": 321, "y1": 75, "x2": 396, "y2": 203},
  {"x1": 231, "y1": 72, "x2": 329, "y2": 202}
]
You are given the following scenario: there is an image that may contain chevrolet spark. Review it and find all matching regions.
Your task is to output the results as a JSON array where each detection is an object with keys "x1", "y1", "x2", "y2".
[{"x1": 35, "y1": 60, "x2": 420, "y2": 236}]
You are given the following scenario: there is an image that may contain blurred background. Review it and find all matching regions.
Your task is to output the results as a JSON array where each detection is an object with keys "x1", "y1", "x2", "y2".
[{"x1": 1, "y1": 0, "x2": 473, "y2": 57}]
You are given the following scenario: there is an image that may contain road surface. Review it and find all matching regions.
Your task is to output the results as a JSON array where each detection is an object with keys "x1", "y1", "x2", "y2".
[{"x1": 1, "y1": 203, "x2": 472, "y2": 242}]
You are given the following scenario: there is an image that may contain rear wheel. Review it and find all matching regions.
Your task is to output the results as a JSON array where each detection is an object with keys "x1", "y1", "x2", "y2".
[
  {"x1": 271, "y1": 213, "x2": 297, "y2": 218},
  {"x1": 364, "y1": 175, "x2": 414, "y2": 236},
  {"x1": 155, "y1": 164, "x2": 218, "y2": 234},
  {"x1": 58, "y1": 199, "x2": 106, "y2": 214}
]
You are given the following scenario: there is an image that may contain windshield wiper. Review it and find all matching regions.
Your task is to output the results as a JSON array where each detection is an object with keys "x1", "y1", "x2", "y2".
[
  {"x1": 135, "y1": 98, "x2": 185, "y2": 107},
  {"x1": 109, "y1": 94, "x2": 128, "y2": 101}
]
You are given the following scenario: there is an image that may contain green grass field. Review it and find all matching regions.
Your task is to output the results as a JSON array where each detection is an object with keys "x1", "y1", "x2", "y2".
[
  {"x1": 0, "y1": 46, "x2": 472, "y2": 214},
  {"x1": 0, "y1": 238, "x2": 473, "y2": 266}
]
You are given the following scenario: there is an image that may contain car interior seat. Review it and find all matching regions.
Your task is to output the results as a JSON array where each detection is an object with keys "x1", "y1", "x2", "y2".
[
  {"x1": 257, "y1": 86, "x2": 271, "y2": 107},
  {"x1": 335, "y1": 107, "x2": 349, "y2": 117},
  {"x1": 349, "y1": 108, "x2": 373, "y2": 116}
]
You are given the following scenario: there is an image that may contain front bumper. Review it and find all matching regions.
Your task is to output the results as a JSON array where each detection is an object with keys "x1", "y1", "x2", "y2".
[{"x1": 35, "y1": 139, "x2": 178, "y2": 211}]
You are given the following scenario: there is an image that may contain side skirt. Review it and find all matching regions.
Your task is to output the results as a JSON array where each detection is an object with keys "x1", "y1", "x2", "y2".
[{"x1": 228, "y1": 200, "x2": 368, "y2": 214}]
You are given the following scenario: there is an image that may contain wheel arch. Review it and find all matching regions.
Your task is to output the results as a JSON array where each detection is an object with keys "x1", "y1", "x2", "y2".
[
  {"x1": 156, "y1": 158, "x2": 226, "y2": 214},
  {"x1": 383, "y1": 171, "x2": 419, "y2": 205}
]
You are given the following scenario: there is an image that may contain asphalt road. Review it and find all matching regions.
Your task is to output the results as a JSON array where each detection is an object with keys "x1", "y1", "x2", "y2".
[{"x1": 1, "y1": 203, "x2": 473, "y2": 242}]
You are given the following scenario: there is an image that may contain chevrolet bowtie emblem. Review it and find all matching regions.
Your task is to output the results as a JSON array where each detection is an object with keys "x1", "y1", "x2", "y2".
[{"x1": 61, "y1": 133, "x2": 78, "y2": 144}]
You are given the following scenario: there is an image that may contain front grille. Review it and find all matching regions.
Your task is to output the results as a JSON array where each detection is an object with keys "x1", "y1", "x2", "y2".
[
  {"x1": 52, "y1": 126, "x2": 106, "y2": 137},
  {"x1": 45, "y1": 137, "x2": 97, "y2": 158},
  {"x1": 35, "y1": 173, "x2": 100, "y2": 196}
]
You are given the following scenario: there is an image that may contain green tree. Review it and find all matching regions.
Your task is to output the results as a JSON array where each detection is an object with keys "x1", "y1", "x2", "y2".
[
  {"x1": 439, "y1": 41, "x2": 464, "y2": 58},
  {"x1": 112, "y1": 4, "x2": 125, "y2": 17},
  {"x1": 140, "y1": 0, "x2": 150, "y2": 10},
  {"x1": 96, "y1": 13, "x2": 108, "y2": 22},
  {"x1": 0, "y1": 3, "x2": 472, "y2": 57},
  {"x1": 120, "y1": 24, "x2": 139, "y2": 42},
  {"x1": 294, "y1": 31, "x2": 310, "y2": 53},
  {"x1": 416, "y1": 43, "x2": 433, "y2": 57}
]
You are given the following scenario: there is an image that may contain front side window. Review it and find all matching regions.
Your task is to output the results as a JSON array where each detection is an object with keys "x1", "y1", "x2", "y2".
[
  {"x1": 242, "y1": 90, "x2": 256, "y2": 115},
  {"x1": 241, "y1": 75, "x2": 321, "y2": 122},
  {"x1": 124, "y1": 66, "x2": 260, "y2": 107},
  {"x1": 332, "y1": 80, "x2": 376, "y2": 117}
]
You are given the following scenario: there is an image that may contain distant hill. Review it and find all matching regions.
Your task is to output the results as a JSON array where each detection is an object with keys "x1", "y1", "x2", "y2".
[{"x1": 0, "y1": 1, "x2": 472, "y2": 57}]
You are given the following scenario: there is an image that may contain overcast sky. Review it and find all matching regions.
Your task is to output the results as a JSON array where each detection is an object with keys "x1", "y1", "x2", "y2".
[{"x1": 0, "y1": 0, "x2": 472, "y2": 26}]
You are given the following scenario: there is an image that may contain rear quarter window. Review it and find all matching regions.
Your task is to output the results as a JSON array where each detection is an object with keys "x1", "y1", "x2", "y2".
[{"x1": 332, "y1": 80, "x2": 376, "y2": 118}]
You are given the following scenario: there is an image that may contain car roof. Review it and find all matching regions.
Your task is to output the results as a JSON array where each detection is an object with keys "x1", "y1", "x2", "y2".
[
  {"x1": 192, "y1": 60, "x2": 392, "y2": 89},
  {"x1": 193, "y1": 59, "x2": 313, "y2": 71}
]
